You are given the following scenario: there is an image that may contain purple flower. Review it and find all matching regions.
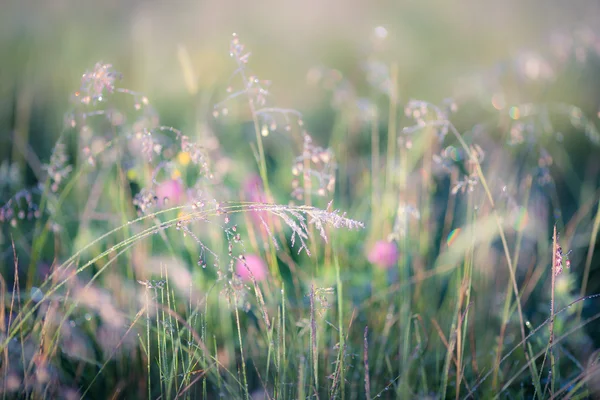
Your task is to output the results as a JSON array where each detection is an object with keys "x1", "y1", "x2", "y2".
[
  {"x1": 368, "y1": 240, "x2": 399, "y2": 269},
  {"x1": 155, "y1": 179, "x2": 185, "y2": 207},
  {"x1": 235, "y1": 254, "x2": 268, "y2": 282},
  {"x1": 78, "y1": 63, "x2": 121, "y2": 104}
]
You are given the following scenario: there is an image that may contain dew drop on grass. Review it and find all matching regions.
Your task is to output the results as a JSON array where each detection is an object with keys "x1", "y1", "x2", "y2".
[{"x1": 261, "y1": 124, "x2": 269, "y2": 137}]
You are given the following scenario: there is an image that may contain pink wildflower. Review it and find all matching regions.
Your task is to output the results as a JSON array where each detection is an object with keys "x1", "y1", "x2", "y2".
[
  {"x1": 235, "y1": 254, "x2": 268, "y2": 282},
  {"x1": 243, "y1": 174, "x2": 268, "y2": 203},
  {"x1": 368, "y1": 240, "x2": 399, "y2": 269},
  {"x1": 243, "y1": 174, "x2": 271, "y2": 227},
  {"x1": 155, "y1": 179, "x2": 185, "y2": 207}
]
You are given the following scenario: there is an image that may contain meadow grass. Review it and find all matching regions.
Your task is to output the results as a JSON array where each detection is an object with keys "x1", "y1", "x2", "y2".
[{"x1": 1, "y1": 31, "x2": 600, "y2": 400}]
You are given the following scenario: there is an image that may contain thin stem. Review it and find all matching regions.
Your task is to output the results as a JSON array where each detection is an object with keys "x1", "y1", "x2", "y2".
[
  {"x1": 492, "y1": 175, "x2": 533, "y2": 390},
  {"x1": 364, "y1": 326, "x2": 371, "y2": 400},
  {"x1": 385, "y1": 62, "x2": 398, "y2": 198},
  {"x1": 233, "y1": 290, "x2": 250, "y2": 400},
  {"x1": 447, "y1": 123, "x2": 528, "y2": 350},
  {"x1": 310, "y1": 284, "x2": 319, "y2": 392},
  {"x1": 371, "y1": 110, "x2": 380, "y2": 239}
]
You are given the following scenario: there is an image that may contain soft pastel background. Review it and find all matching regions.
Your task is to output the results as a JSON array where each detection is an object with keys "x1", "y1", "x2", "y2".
[
  {"x1": 2, "y1": 1, "x2": 600, "y2": 398},
  {"x1": 3, "y1": 0, "x2": 600, "y2": 156}
]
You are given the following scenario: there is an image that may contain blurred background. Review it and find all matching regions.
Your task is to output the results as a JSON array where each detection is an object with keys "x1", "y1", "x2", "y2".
[
  {"x1": 2, "y1": 0, "x2": 600, "y2": 158},
  {"x1": 2, "y1": 1, "x2": 600, "y2": 277},
  {"x1": 3, "y1": 0, "x2": 600, "y2": 294},
  {"x1": 2, "y1": 1, "x2": 600, "y2": 397}
]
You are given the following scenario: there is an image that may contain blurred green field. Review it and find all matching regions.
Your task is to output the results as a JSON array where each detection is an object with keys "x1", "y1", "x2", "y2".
[{"x1": 2, "y1": 1, "x2": 600, "y2": 399}]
